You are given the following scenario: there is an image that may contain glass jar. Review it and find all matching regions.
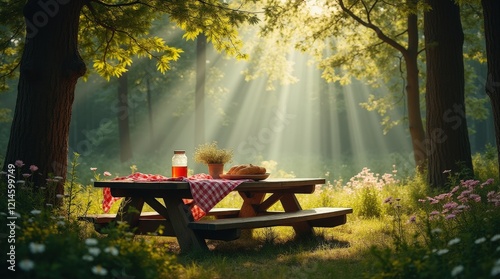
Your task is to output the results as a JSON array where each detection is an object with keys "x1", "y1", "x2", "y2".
[{"x1": 171, "y1": 150, "x2": 188, "y2": 178}]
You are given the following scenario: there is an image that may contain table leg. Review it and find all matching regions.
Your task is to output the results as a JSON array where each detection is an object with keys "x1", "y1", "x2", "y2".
[
  {"x1": 163, "y1": 195, "x2": 208, "y2": 253},
  {"x1": 238, "y1": 192, "x2": 265, "y2": 217},
  {"x1": 280, "y1": 193, "x2": 314, "y2": 237}
]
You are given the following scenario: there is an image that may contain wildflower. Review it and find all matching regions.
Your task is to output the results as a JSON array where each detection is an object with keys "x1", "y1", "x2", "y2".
[
  {"x1": 436, "y1": 249, "x2": 449, "y2": 255},
  {"x1": 88, "y1": 247, "x2": 101, "y2": 256},
  {"x1": 408, "y1": 215, "x2": 416, "y2": 223},
  {"x1": 82, "y1": 255, "x2": 94, "y2": 261},
  {"x1": 448, "y1": 238, "x2": 461, "y2": 246},
  {"x1": 481, "y1": 178, "x2": 494, "y2": 187},
  {"x1": 29, "y1": 165, "x2": 38, "y2": 172},
  {"x1": 430, "y1": 210, "x2": 440, "y2": 216},
  {"x1": 29, "y1": 243, "x2": 45, "y2": 254},
  {"x1": 90, "y1": 167, "x2": 97, "y2": 171},
  {"x1": 15, "y1": 160, "x2": 24, "y2": 168},
  {"x1": 445, "y1": 214, "x2": 456, "y2": 220},
  {"x1": 103, "y1": 171, "x2": 112, "y2": 177},
  {"x1": 491, "y1": 234, "x2": 500, "y2": 242},
  {"x1": 45, "y1": 203, "x2": 53, "y2": 207},
  {"x1": 17, "y1": 180, "x2": 25, "y2": 184},
  {"x1": 57, "y1": 220, "x2": 65, "y2": 227},
  {"x1": 431, "y1": 228, "x2": 443, "y2": 234},
  {"x1": 30, "y1": 210, "x2": 41, "y2": 215},
  {"x1": 104, "y1": 246, "x2": 119, "y2": 256},
  {"x1": 56, "y1": 194, "x2": 64, "y2": 199},
  {"x1": 53, "y1": 176, "x2": 63, "y2": 180},
  {"x1": 22, "y1": 173, "x2": 31, "y2": 178},
  {"x1": 85, "y1": 238, "x2": 98, "y2": 246},
  {"x1": 443, "y1": 169, "x2": 451, "y2": 174},
  {"x1": 492, "y1": 265, "x2": 500, "y2": 277},
  {"x1": 19, "y1": 259, "x2": 35, "y2": 271},
  {"x1": 451, "y1": 265, "x2": 464, "y2": 277},
  {"x1": 91, "y1": 265, "x2": 108, "y2": 276},
  {"x1": 475, "y1": 237, "x2": 486, "y2": 244}
]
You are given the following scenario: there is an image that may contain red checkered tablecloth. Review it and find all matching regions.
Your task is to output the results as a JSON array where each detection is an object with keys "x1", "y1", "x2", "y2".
[{"x1": 102, "y1": 172, "x2": 247, "y2": 221}]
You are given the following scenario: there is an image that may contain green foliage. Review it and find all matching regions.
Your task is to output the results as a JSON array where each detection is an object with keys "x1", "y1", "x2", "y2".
[{"x1": 369, "y1": 177, "x2": 500, "y2": 279}]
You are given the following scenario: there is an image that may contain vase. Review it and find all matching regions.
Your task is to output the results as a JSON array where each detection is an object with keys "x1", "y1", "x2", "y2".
[{"x1": 207, "y1": 163, "x2": 224, "y2": 179}]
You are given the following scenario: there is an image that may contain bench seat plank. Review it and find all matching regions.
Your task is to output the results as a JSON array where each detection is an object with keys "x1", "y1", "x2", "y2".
[
  {"x1": 78, "y1": 207, "x2": 241, "y2": 224},
  {"x1": 188, "y1": 207, "x2": 353, "y2": 231}
]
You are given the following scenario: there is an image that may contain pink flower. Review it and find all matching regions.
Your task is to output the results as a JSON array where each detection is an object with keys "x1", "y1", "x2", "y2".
[
  {"x1": 22, "y1": 173, "x2": 31, "y2": 178},
  {"x1": 408, "y1": 215, "x2": 416, "y2": 223},
  {"x1": 103, "y1": 171, "x2": 111, "y2": 177},
  {"x1": 29, "y1": 165, "x2": 38, "y2": 172},
  {"x1": 15, "y1": 160, "x2": 24, "y2": 168},
  {"x1": 445, "y1": 214, "x2": 456, "y2": 220},
  {"x1": 90, "y1": 167, "x2": 97, "y2": 171},
  {"x1": 430, "y1": 210, "x2": 441, "y2": 216}
]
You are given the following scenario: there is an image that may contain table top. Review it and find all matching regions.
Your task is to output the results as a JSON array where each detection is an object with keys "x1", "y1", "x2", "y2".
[{"x1": 94, "y1": 178, "x2": 326, "y2": 193}]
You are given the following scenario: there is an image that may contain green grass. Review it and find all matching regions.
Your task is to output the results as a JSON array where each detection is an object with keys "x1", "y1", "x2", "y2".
[{"x1": 2, "y1": 152, "x2": 499, "y2": 278}]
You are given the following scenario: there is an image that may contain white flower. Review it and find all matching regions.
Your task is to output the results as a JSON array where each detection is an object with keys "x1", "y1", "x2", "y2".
[
  {"x1": 82, "y1": 255, "x2": 94, "y2": 261},
  {"x1": 19, "y1": 259, "x2": 35, "y2": 271},
  {"x1": 56, "y1": 194, "x2": 64, "y2": 199},
  {"x1": 30, "y1": 210, "x2": 41, "y2": 215},
  {"x1": 491, "y1": 234, "x2": 500, "y2": 242},
  {"x1": 29, "y1": 243, "x2": 45, "y2": 254},
  {"x1": 492, "y1": 265, "x2": 500, "y2": 277},
  {"x1": 104, "y1": 246, "x2": 119, "y2": 256},
  {"x1": 57, "y1": 220, "x2": 65, "y2": 226},
  {"x1": 54, "y1": 176, "x2": 63, "y2": 180},
  {"x1": 448, "y1": 238, "x2": 461, "y2": 246},
  {"x1": 88, "y1": 247, "x2": 101, "y2": 256},
  {"x1": 91, "y1": 265, "x2": 108, "y2": 276},
  {"x1": 85, "y1": 238, "x2": 98, "y2": 246},
  {"x1": 475, "y1": 237, "x2": 486, "y2": 244},
  {"x1": 451, "y1": 265, "x2": 464, "y2": 277},
  {"x1": 436, "y1": 249, "x2": 449, "y2": 255},
  {"x1": 431, "y1": 228, "x2": 443, "y2": 234}
]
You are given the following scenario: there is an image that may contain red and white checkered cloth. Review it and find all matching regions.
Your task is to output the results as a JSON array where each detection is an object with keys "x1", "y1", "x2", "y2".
[{"x1": 102, "y1": 172, "x2": 247, "y2": 221}]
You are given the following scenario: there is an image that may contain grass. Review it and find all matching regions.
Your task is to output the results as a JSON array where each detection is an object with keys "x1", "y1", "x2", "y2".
[{"x1": 2, "y1": 151, "x2": 499, "y2": 278}]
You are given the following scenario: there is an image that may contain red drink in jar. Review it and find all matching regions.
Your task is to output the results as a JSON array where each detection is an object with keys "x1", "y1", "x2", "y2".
[
  {"x1": 172, "y1": 150, "x2": 188, "y2": 178},
  {"x1": 171, "y1": 166, "x2": 188, "y2": 178}
]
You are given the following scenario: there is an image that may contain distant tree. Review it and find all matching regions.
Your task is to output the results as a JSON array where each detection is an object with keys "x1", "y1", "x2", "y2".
[
  {"x1": 117, "y1": 72, "x2": 132, "y2": 162},
  {"x1": 1, "y1": 1, "x2": 257, "y2": 200},
  {"x1": 260, "y1": 0, "x2": 427, "y2": 169},
  {"x1": 481, "y1": 0, "x2": 500, "y2": 177},
  {"x1": 424, "y1": 0, "x2": 473, "y2": 187}
]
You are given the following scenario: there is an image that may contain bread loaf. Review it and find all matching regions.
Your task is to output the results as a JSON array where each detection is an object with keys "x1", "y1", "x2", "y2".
[{"x1": 227, "y1": 164, "x2": 266, "y2": 175}]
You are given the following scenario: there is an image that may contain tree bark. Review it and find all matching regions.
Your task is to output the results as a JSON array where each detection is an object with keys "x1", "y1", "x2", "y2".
[
  {"x1": 424, "y1": 0, "x2": 473, "y2": 187},
  {"x1": 194, "y1": 34, "x2": 207, "y2": 173},
  {"x1": 481, "y1": 0, "x2": 500, "y2": 178},
  {"x1": 118, "y1": 72, "x2": 133, "y2": 162},
  {"x1": 3, "y1": 0, "x2": 86, "y2": 201},
  {"x1": 405, "y1": 0, "x2": 426, "y2": 171}
]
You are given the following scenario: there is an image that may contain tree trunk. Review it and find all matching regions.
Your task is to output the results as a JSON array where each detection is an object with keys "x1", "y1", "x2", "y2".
[
  {"x1": 194, "y1": 34, "x2": 207, "y2": 173},
  {"x1": 481, "y1": 0, "x2": 500, "y2": 178},
  {"x1": 424, "y1": 0, "x2": 473, "y2": 187},
  {"x1": 3, "y1": 1, "x2": 86, "y2": 202},
  {"x1": 405, "y1": 0, "x2": 426, "y2": 171},
  {"x1": 118, "y1": 72, "x2": 133, "y2": 162}
]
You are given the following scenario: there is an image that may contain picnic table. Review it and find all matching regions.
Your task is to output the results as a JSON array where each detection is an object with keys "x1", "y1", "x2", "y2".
[{"x1": 81, "y1": 177, "x2": 353, "y2": 253}]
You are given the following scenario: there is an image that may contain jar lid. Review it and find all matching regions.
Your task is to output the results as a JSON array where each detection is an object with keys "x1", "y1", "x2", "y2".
[{"x1": 174, "y1": 150, "x2": 185, "y2": 154}]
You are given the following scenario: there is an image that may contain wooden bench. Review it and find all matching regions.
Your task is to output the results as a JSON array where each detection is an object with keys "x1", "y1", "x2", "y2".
[
  {"x1": 188, "y1": 207, "x2": 353, "y2": 231},
  {"x1": 78, "y1": 208, "x2": 241, "y2": 240}
]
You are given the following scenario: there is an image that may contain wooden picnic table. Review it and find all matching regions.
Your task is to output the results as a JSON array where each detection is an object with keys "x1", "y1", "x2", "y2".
[{"x1": 85, "y1": 178, "x2": 352, "y2": 253}]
